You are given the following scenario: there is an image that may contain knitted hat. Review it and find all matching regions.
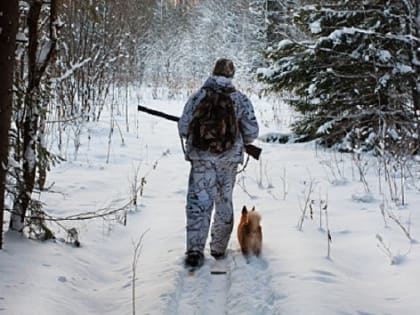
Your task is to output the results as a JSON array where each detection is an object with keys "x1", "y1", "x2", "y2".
[{"x1": 212, "y1": 58, "x2": 235, "y2": 78}]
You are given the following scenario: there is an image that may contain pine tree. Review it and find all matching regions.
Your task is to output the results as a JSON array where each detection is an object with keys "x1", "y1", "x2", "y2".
[{"x1": 258, "y1": 0, "x2": 419, "y2": 153}]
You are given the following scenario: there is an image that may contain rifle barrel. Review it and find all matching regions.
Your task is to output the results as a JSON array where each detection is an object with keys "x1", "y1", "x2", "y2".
[{"x1": 137, "y1": 105, "x2": 179, "y2": 122}]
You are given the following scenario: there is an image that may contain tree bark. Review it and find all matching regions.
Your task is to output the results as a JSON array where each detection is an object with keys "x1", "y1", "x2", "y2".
[
  {"x1": 0, "y1": 0, "x2": 19, "y2": 248},
  {"x1": 10, "y1": 0, "x2": 59, "y2": 232},
  {"x1": 414, "y1": 1, "x2": 420, "y2": 151}
]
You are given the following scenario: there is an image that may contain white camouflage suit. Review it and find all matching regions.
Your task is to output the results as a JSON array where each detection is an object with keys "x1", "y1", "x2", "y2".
[{"x1": 178, "y1": 75, "x2": 259, "y2": 256}]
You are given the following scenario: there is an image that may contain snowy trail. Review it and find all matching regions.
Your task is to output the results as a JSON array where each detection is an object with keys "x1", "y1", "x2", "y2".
[
  {"x1": 173, "y1": 262, "x2": 229, "y2": 315},
  {"x1": 227, "y1": 254, "x2": 280, "y2": 315},
  {"x1": 165, "y1": 258, "x2": 230, "y2": 315},
  {"x1": 164, "y1": 250, "x2": 280, "y2": 315}
]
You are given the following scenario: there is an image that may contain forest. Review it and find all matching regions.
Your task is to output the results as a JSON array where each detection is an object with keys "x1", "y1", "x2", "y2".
[
  {"x1": 1, "y1": 1, "x2": 420, "y2": 314},
  {"x1": 1, "y1": 0, "x2": 419, "y2": 248}
]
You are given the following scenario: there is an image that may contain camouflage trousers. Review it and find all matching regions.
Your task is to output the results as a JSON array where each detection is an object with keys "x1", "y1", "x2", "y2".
[{"x1": 185, "y1": 160, "x2": 238, "y2": 255}]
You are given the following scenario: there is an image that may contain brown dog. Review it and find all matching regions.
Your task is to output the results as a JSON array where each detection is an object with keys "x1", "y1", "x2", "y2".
[{"x1": 237, "y1": 206, "x2": 262, "y2": 257}]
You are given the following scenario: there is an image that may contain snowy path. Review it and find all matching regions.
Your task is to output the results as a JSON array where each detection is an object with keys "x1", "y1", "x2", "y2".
[
  {"x1": 169, "y1": 261, "x2": 230, "y2": 315},
  {"x1": 227, "y1": 254, "x2": 279, "y2": 315},
  {"x1": 164, "y1": 250, "x2": 280, "y2": 315}
]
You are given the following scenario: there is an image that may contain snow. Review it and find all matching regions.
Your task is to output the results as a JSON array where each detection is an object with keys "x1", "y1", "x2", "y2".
[
  {"x1": 388, "y1": 128, "x2": 400, "y2": 141},
  {"x1": 316, "y1": 119, "x2": 335, "y2": 135},
  {"x1": 310, "y1": 19, "x2": 322, "y2": 34},
  {"x1": 377, "y1": 49, "x2": 392, "y2": 63},
  {"x1": 307, "y1": 82, "x2": 316, "y2": 96},
  {"x1": 394, "y1": 63, "x2": 414, "y2": 74},
  {"x1": 16, "y1": 32, "x2": 27, "y2": 42},
  {"x1": 256, "y1": 66, "x2": 277, "y2": 79},
  {"x1": 378, "y1": 73, "x2": 391, "y2": 89},
  {"x1": 37, "y1": 41, "x2": 52, "y2": 65},
  {"x1": 276, "y1": 39, "x2": 293, "y2": 50},
  {"x1": 1, "y1": 90, "x2": 420, "y2": 314},
  {"x1": 328, "y1": 27, "x2": 357, "y2": 43},
  {"x1": 52, "y1": 58, "x2": 92, "y2": 84}
]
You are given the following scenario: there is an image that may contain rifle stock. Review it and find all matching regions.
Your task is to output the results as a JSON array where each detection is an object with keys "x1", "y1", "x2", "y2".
[
  {"x1": 244, "y1": 144, "x2": 262, "y2": 160},
  {"x1": 137, "y1": 105, "x2": 262, "y2": 160}
]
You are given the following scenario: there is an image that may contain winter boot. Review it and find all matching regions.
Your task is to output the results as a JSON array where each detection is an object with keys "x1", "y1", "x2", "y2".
[
  {"x1": 210, "y1": 250, "x2": 226, "y2": 260},
  {"x1": 185, "y1": 251, "x2": 204, "y2": 269}
]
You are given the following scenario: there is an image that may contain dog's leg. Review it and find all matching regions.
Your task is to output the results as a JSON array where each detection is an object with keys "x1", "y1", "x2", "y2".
[{"x1": 245, "y1": 255, "x2": 250, "y2": 264}]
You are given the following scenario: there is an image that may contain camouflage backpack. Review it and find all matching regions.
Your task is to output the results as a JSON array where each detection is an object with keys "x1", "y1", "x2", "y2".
[{"x1": 188, "y1": 87, "x2": 238, "y2": 154}]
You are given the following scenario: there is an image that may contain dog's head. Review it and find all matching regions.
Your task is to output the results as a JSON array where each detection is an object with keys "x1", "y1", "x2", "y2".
[
  {"x1": 241, "y1": 205, "x2": 257, "y2": 215},
  {"x1": 242, "y1": 205, "x2": 253, "y2": 215},
  {"x1": 241, "y1": 206, "x2": 261, "y2": 230}
]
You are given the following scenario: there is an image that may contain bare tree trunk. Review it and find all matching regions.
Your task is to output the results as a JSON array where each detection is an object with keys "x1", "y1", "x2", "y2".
[
  {"x1": 413, "y1": 1, "x2": 420, "y2": 152},
  {"x1": 10, "y1": 0, "x2": 59, "y2": 231},
  {"x1": 0, "y1": 0, "x2": 19, "y2": 248},
  {"x1": 37, "y1": 119, "x2": 48, "y2": 191},
  {"x1": 10, "y1": 2, "x2": 43, "y2": 231}
]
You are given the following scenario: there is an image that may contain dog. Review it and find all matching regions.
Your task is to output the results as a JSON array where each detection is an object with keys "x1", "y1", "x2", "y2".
[{"x1": 237, "y1": 206, "x2": 262, "y2": 257}]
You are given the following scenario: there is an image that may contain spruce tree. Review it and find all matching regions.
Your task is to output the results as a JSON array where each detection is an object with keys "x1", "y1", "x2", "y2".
[{"x1": 258, "y1": 0, "x2": 419, "y2": 153}]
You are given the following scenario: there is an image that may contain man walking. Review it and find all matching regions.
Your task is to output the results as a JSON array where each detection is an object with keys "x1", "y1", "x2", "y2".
[{"x1": 178, "y1": 58, "x2": 259, "y2": 268}]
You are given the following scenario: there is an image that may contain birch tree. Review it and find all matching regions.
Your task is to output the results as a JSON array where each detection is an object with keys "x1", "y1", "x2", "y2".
[
  {"x1": 10, "y1": 0, "x2": 59, "y2": 232},
  {"x1": 0, "y1": 0, "x2": 19, "y2": 248}
]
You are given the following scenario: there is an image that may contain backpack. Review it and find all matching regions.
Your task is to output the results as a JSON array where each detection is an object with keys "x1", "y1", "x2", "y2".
[{"x1": 188, "y1": 87, "x2": 238, "y2": 154}]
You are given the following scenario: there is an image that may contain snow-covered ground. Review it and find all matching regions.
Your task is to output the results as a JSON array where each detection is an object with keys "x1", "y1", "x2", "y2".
[{"x1": 1, "y1": 92, "x2": 420, "y2": 315}]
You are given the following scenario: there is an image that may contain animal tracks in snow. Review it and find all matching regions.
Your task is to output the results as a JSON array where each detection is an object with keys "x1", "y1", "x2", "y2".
[
  {"x1": 228, "y1": 255, "x2": 280, "y2": 315},
  {"x1": 299, "y1": 269, "x2": 339, "y2": 284}
]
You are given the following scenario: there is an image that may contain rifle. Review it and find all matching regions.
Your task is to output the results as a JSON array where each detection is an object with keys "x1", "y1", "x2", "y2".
[{"x1": 137, "y1": 105, "x2": 262, "y2": 160}]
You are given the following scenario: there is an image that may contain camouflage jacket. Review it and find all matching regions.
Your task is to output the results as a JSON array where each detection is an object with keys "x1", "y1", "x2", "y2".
[{"x1": 178, "y1": 76, "x2": 259, "y2": 163}]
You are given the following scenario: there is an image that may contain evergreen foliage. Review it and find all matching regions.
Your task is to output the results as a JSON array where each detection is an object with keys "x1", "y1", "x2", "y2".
[
  {"x1": 249, "y1": 0, "x2": 300, "y2": 72},
  {"x1": 258, "y1": 0, "x2": 420, "y2": 153}
]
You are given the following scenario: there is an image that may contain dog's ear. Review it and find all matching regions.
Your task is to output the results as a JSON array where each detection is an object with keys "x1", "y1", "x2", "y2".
[
  {"x1": 242, "y1": 206, "x2": 248, "y2": 215},
  {"x1": 252, "y1": 206, "x2": 256, "y2": 211}
]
